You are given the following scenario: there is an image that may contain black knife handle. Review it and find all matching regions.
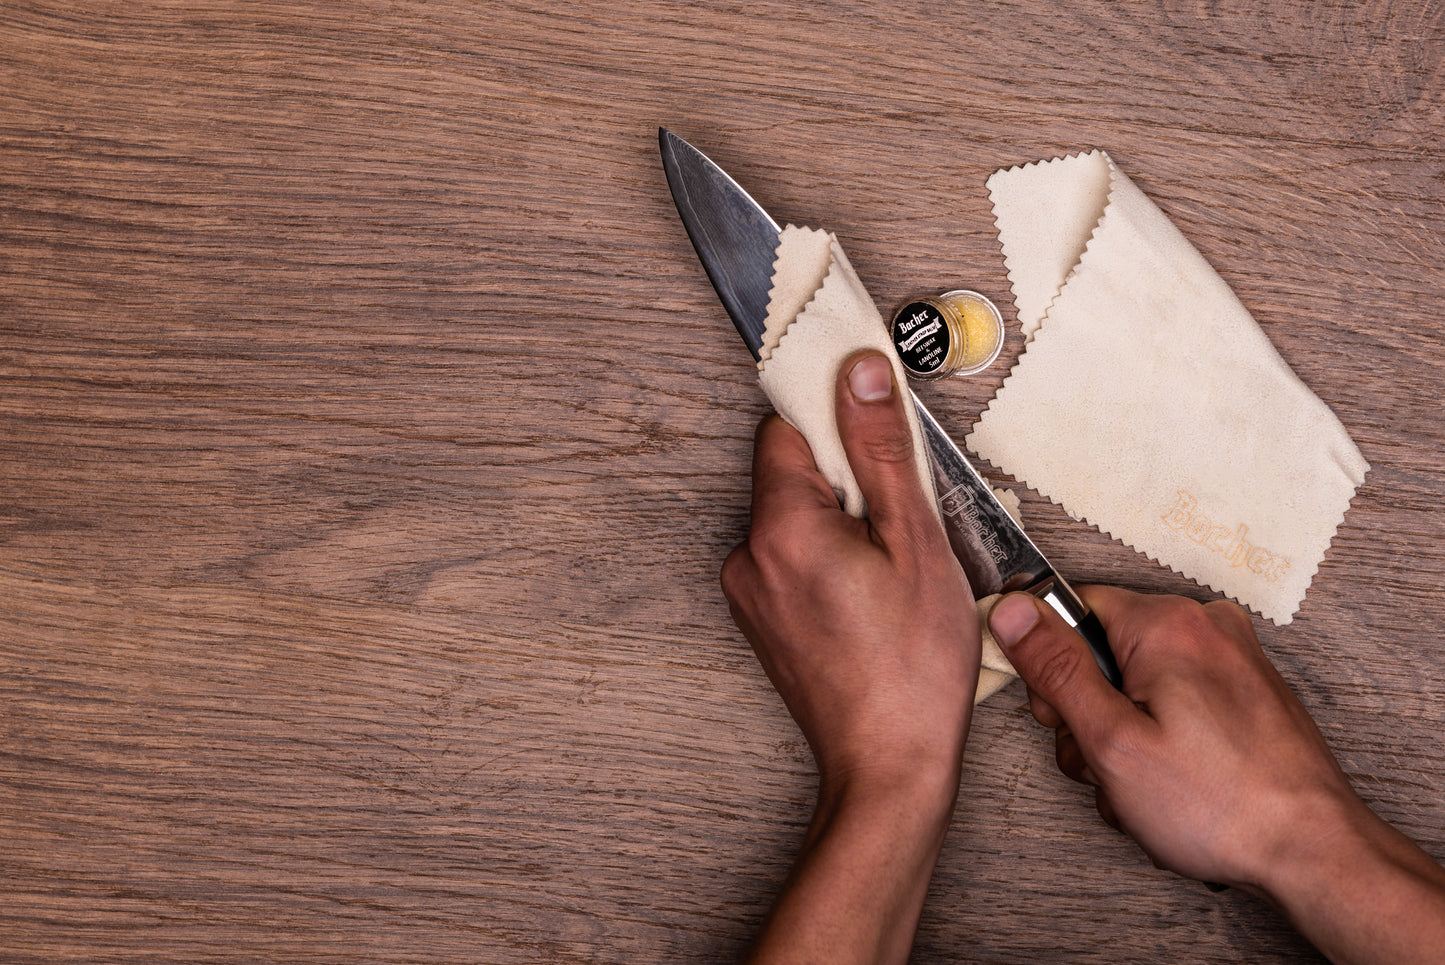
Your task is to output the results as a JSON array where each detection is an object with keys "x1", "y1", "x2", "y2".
[
  {"x1": 1030, "y1": 576, "x2": 1124, "y2": 691},
  {"x1": 1073, "y1": 611, "x2": 1125, "y2": 691}
]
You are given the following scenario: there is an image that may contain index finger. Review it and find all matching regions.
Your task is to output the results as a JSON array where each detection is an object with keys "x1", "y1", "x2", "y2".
[
  {"x1": 748, "y1": 414, "x2": 843, "y2": 525},
  {"x1": 1075, "y1": 585, "x2": 1258, "y2": 695},
  {"x1": 1074, "y1": 584, "x2": 1151, "y2": 668}
]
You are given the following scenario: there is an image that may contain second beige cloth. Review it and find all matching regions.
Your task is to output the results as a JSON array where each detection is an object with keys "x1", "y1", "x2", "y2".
[{"x1": 968, "y1": 151, "x2": 1369, "y2": 624}]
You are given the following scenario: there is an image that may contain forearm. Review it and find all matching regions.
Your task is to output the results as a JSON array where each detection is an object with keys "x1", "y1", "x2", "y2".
[
  {"x1": 1262, "y1": 795, "x2": 1445, "y2": 965},
  {"x1": 745, "y1": 769, "x2": 959, "y2": 965}
]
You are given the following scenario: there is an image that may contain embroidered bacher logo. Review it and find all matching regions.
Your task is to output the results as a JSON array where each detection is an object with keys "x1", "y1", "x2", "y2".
[{"x1": 1161, "y1": 490, "x2": 1291, "y2": 584}]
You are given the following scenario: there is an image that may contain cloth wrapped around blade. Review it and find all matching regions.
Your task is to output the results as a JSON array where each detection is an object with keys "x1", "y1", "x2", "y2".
[{"x1": 756, "y1": 224, "x2": 1019, "y2": 703}]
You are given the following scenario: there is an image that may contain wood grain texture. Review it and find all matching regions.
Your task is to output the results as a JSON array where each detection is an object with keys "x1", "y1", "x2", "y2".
[{"x1": 1, "y1": 1, "x2": 1441, "y2": 961}]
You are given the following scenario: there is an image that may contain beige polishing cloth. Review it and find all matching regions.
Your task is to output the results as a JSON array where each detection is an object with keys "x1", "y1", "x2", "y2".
[
  {"x1": 975, "y1": 594, "x2": 1018, "y2": 703},
  {"x1": 756, "y1": 225, "x2": 1020, "y2": 703},
  {"x1": 757, "y1": 225, "x2": 937, "y2": 520},
  {"x1": 968, "y1": 151, "x2": 1369, "y2": 624}
]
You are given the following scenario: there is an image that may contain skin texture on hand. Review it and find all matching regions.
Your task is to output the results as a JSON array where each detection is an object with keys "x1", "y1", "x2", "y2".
[
  {"x1": 717, "y1": 352, "x2": 1445, "y2": 964},
  {"x1": 722, "y1": 352, "x2": 980, "y2": 964},
  {"x1": 989, "y1": 587, "x2": 1445, "y2": 965}
]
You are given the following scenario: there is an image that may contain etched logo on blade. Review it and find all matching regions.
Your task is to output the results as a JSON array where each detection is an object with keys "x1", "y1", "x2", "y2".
[{"x1": 940, "y1": 485, "x2": 1008, "y2": 565}]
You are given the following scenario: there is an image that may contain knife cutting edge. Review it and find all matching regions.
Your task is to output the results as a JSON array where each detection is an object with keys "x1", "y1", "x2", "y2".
[{"x1": 659, "y1": 128, "x2": 1123, "y2": 691}]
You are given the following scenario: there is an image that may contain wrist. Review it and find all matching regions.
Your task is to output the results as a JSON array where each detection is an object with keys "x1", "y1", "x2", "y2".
[
  {"x1": 746, "y1": 750, "x2": 963, "y2": 964},
  {"x1": 1247, "y1": 787, "x2": 1376, "y2": 904},
  {"x1": 1252, "y1": 787, "x2": 1440, "y2": 918},
  {"x1": 1250, "y1": 791, "x2": 1445, "y2": 964},
  {"x1": 814, "y1": 712, "x2": 970, "y2": 811},
  {"x1": 812, "y1": 758, "x2": 961, "y2": 851}
]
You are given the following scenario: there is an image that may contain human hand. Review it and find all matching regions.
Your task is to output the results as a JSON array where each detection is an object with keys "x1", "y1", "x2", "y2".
[
  {"x1": 722, "y1": 352, "x2": 980, "y2": 795},
  {"x1": 987, "y1": 586, "x2": 1351, "y2": 887},
  {"x1": 723, "y1": 352, "x2": 981, "y2": 964},
  {"x1": 988, "y1": 587, "x2": 1445, "y2": 964}
]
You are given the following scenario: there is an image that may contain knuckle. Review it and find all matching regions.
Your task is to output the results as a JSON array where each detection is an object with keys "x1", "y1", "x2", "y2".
[
  {"x1": 1142, "y1": 596, "x2": 1260, "y2": 673},
  {"x1": 1203, "y1": 599, "x2": 1254, "y2": 637},
  {"x1": 885, "y1": 517, "x2": 950, "y2": 571},
  {"x1": 745, "y1": 521, "x2": 805, "y2": 571},
  {"x1": 733, "y1": 515, "x2": 828, "y2": 592},
  {"x1": 718, "y1": 546, "x2": 751, "y2": 603},
  {"x1": 1150, "y1": 594, "x2": 1204, "y2": 627},
  {"x1": 1148, "y1": 597, "x2": 1219, "y2": 654}
]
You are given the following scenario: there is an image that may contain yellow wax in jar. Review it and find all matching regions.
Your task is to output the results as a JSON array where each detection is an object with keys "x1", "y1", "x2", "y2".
[
  {"x1": 950, "y1": 294, "x2": 1003, "y2": 369},
  {"x1": 933, "y1": 290, "x2": 1002, "y2": 376}
]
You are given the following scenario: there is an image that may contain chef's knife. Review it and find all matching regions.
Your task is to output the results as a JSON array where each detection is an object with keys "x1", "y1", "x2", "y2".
[{"x1": 660, "y1": 128, "x2": 1123, "y2": 691}]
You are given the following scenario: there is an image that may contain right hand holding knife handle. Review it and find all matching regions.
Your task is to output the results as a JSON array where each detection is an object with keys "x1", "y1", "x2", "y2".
[{"x1": 1029, "y1": 575, "x2": 1125, "y2": 691}]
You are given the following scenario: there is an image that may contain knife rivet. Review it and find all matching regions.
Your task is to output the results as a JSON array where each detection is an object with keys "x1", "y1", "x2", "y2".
[{"x1": 890, "y1": 290, "x2": 1004, "y2": 381}]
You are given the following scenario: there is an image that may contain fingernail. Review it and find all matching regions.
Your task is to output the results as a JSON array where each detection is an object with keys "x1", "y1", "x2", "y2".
[
  {"x1": 990, "y1": 594, "x2": 1040, "y2": 648},
  {"x1": 848, "y1": 355, "x2": 893, "y2": 401}
]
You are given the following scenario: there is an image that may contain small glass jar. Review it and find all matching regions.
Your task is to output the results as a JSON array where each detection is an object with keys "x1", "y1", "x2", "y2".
[{"x1": 890, "y1": 289, "x2": 1004, "y2": 381}]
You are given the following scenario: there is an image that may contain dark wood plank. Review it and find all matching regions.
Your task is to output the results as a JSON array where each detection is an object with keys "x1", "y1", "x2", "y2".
[{"x1": 2, "y1": 1, "x2": 1442, "y2": 961}]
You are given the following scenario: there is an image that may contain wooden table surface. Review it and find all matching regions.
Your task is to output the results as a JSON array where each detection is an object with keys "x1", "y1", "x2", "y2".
[{"x1": 3, "y1": 2, "x2": 1443, "y2": 962}]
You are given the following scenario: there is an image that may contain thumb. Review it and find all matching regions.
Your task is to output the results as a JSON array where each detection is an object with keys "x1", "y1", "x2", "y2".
[
  {"x1": 835, "y1": 352, "x2": 935, "y2": 540},
  {"x1": 989, "y1": 593, "x2": 1135, "y2": 741}
]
